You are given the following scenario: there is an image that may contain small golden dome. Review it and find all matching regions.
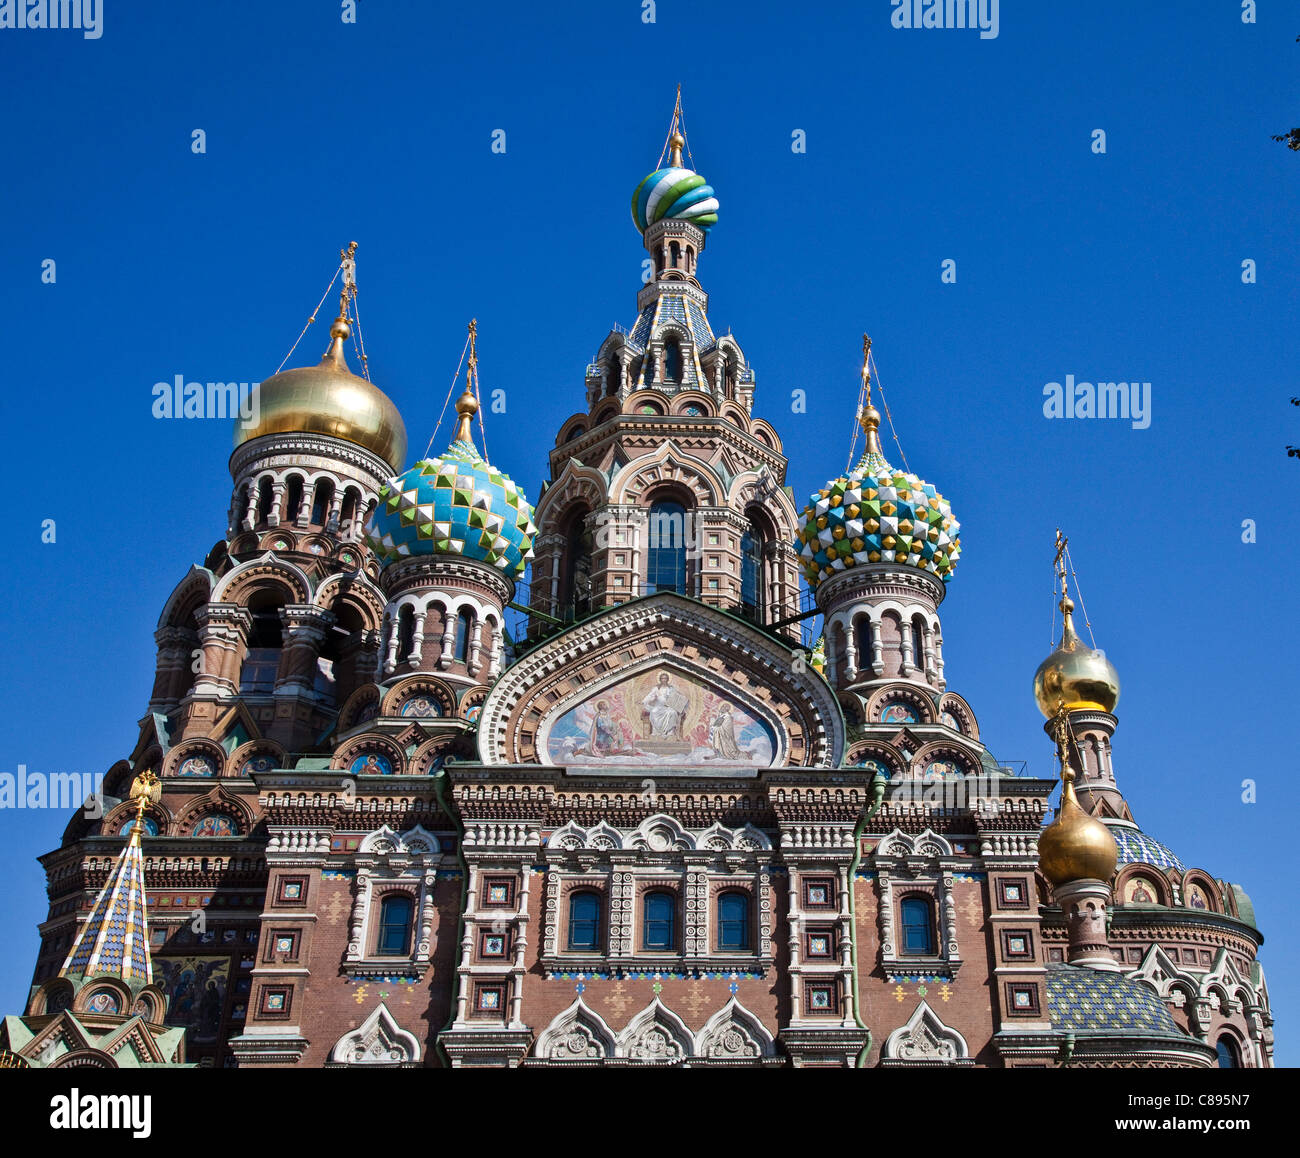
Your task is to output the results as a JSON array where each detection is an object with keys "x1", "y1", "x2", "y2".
[
  {"x1": 235, "y1": 322, "x2": 407, "y2": 471},
  {"x1": 1039, "y1": 776, "x2": 1119, "y2": 885},
  {"x1": 1032, "y1": 595, "x2": 1120, "y2": 717}
]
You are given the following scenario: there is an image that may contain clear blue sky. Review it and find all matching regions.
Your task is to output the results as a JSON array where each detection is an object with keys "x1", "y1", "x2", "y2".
[{"x1": 1, "y1": 1, "x2": 1295, "y2": 1062}]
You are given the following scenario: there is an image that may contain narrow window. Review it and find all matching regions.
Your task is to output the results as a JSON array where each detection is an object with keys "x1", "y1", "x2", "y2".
[
  {"x1": 643, "y1": 891, "x2": 676, "y2": 951},
  {"x1": 256, "y1": 477, "x2": 273, "y2": 527},
  {"x1": 911, "y1": 617, "x2": 926, "y2": 669},
  {"x1": 377, "y1": 895, "x2": 412, "y2": 956},
  {"x1": 854, "y1": 618, "x2": 874, "y2": 662},
  {"x1": 1216, "y1": 1037, "x2": 1240, "y2": 1068},
  {"x1": 646, "y1": 501, "x2": 687, "y2": 595},
  {"x1": 900, "y1": 897, "x2": 935, "y2": 955},
  {"x1": 740, "y1": 522, "x2": 763, "y2": 616},
  {"x1": 568, "y1": 891, "x2": 601, "y2": 951},
  {"x1": 663, "y1": 338, "x2": 682, "y2": 383},
  {"x1": 454, "y1": 608, "x2": 474, "y2": 663},
  {"x1": 717, "y1": 892, "x2": 751, "y2": 951}
]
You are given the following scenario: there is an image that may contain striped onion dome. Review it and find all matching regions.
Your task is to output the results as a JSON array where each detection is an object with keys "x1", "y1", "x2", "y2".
[{"x1": 631, "y1": 132, "x2": 719, "y2": 234}]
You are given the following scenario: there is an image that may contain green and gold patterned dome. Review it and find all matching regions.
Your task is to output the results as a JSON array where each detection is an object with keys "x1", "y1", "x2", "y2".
[
  {"x1": 364, "y1": 390, "x2": 536, "y2": 578},
  {"x1": 796, "y1": 402, "x2": 960, "y2": 590}
]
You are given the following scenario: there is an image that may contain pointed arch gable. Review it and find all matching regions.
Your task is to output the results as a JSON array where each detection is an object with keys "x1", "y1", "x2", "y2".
[
  {"x1": 695, "y1": 997, "x2": 775, "y2": 1059},
  {"x1": 616, "y1": 998, "x2": 693, "y2": 1062},
  {"x1": 882, "y1": 1000, "x2": 971, "y2": 1066},
  {"x1": 532, "y1": 459, "x2": 609, "y2": 528},
  {"x1": 328, "y1": 1003, "x2": 422, "y2": 1066},
  {"x1": 533, "y1": 998, "x2": 617, "y2": 1062},
  {"x1": 212, "y1": 553, "x2": 313, "y2": 605},
  {"x1": 155, "y1": 565, "x2": 214, "y2": 631},
  {"x1": 609, "y1": 440, "x2": 725, "y2": 507}
]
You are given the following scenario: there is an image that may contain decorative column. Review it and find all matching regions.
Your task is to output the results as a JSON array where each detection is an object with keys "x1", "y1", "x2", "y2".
[
  {"x1": 409, "y1": 608, "x2": 427, "y2": 665},
  {"x1": 899, "y1": 621, "x2": 915, "y2": 677},
  {"x1": 241, "y1": 483, "x2": 259, "y2": 531},
  {"x1": 467, "y1": 613, "x2": 484, "y2": 677},
  {"x1": 192, "y1": 605, "x2": 251, "y2": 698},
  {"x1": 268, "y1": 481, "x2": 286, "y2": 527},
  {"x1": 438, "y1": 614, "x2": 456, "y2": 670},
  {"x1": 277, "y1": 606, "x2": 335, "y2": 694}
]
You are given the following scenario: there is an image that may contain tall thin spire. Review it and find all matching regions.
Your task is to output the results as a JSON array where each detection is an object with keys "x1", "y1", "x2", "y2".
[
  {"x1": 61, "y1": 769, "x2": 159, "y2": 988},
  {"x1": 453, "y1": 319, "x2": 480, "y2": 446}
]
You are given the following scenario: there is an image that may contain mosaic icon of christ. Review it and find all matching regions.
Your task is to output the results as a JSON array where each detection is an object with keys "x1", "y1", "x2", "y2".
[{"x1": 640, "y1": 672, "x2": 689, "y2": 740}]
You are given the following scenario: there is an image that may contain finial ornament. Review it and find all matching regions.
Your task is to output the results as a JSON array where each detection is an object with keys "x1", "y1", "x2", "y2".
[
  {"x1": 127, "y1": 768, "x2": 161, "y2": 847},
  {"x1": 327, "y1": 241, "x2": 359, "y2": 355},
  {"x1": 857, "y1": 334, "x2": 884, "y2": 456},
  {"x1": 668, "y1": 84, "x2": 685, "y2": 167},
  {"x1": 455, "y1": 319, "x2": 481, "y2": 444}
]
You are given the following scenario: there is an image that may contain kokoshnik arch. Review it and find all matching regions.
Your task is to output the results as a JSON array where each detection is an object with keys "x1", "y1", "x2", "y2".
[{"x1": 0, "y1": 108, "x2": 1272, "y2": 1071}]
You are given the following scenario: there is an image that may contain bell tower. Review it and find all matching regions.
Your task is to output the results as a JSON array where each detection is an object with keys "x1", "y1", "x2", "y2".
[{"x1": 528, "y1": 100, "x2": 802, "y2": 639}]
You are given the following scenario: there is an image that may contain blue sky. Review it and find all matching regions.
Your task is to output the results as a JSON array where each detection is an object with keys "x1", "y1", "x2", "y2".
[{"x1": 0, "y1": 1, "x2": 1295, "y2": 1062}]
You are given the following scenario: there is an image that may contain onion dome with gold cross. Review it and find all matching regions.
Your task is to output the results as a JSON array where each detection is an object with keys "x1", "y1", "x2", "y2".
[
  {"x1": 796, "y1": 343, "x2": 960, "y2": 589},
  {"x1": 364, "y1": 333, "x2": 536, "y2": 576},
  {"x1": 1032, "y1": 538, "x2": 1120, "y2": 716},
  {"x1": 234, "y1": 244, "x2": 408, "y2": 472}
]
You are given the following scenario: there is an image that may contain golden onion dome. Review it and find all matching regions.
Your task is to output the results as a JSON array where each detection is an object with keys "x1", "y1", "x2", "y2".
[
  {"x1": 1039, "y1": 774, "x2": 1119, "y2": 886},
  {"x1": 235, "y1": 316, "x2": 407, "y2": 471},
  {"x1": 1032, "y1": 595, "x2": 1120, "y2": 718}
]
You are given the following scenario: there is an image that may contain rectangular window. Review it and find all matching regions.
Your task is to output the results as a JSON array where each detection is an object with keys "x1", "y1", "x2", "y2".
[
  {"x1": 240, "y1": 648, "x2": 280, "y2": 694},
  {"x1": 642, "y1": 892, "x2": 677, "y2": 951}
]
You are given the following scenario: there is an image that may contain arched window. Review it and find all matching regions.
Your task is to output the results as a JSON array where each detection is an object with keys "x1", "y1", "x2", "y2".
[
  {"x1": 740, "y1": 521, "x2": 763, "y2": 617},
  {"x1": 454, "y1": 608, "x2": 474, "y2": 663},
  {"x1": 717, "y1": 892, "x2": 751, "y2": 951},
  {"x1": 311, "y1": 478, "x2": 334, "y2": 527},
  {"x1": 663, "y1": 338, "x2": 682, "y2": 383},
  {"x1": 560, "y1": 509, "x2": 593, "y2": 622},
  {"x1": 642, "y1": 354, "x2": 655, "y2": 386},
  {"x1": 900, "y1": 896, "x2": 935, "y2": 955},
  {"x1": 646, "y1": 500, "x2": 687, "y2": 595},
  {"x1": 642, "y1": 891, "x2": 676, "y2": 951},
  {"x1": 397, "y1": 605, "x2": 415, "y2": 659},
  {"x1": 240, "y1": 590, "x2": 285, "y2": 694},
  {"x1": 605, "y1": 357, "x2": 620, "y2": 396},
  {"x1": 669, "y1": 240, "x2": 681, "y2": 269},
  {"x1": 911, "y1": 616, "x2": 926, "y2": 669},
  {"x1": 256, "y1": 477, "x2": 273, "y2": 528},
  {"x1": 339, "y1": 488, "x2": 360, "y2": 538},
  {"x1": 285, "y1": 476, "x2": 304, "y2": 523},
  {"x1": 854, "y1": 618, "x2": 874, "y2": 664},
  {"x1": 568, "y1": 891, "x2": 601, "y2": 951},
  {"x1": 377, "y1": 894, "x2": 412, "y2": 956},
  {"x1": 685, "y1": 245, "x2": 695, "y2": 273},
  {"x1": 1216, "y1": 1037, "x2": 1240, "y2": 1068}
]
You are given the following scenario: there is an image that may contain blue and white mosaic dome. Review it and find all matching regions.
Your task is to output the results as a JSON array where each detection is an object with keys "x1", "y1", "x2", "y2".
[
  {"x1": 365, "y1": 431, "x2": 536, "y2": 578},
  {"x1": 1105, "y1": 821, "x2": 1184, "y2": 871}
]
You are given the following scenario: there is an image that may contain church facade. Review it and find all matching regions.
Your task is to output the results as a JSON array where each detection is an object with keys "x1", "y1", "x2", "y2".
[{"x1": 2, "y1": 118, "x2": 1273, "y2": 1070}]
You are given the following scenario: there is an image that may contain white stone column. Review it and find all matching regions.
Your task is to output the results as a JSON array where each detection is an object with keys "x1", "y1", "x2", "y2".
[
  {"x1": 900, "y1": 621, "x2": 915, "y2": 677},
  {"x1": 410, "y1": 607, "x2": 427, "y2": 665},
  {"x1": 467, "y1": 614, "x2": 484, "y2": 676}
]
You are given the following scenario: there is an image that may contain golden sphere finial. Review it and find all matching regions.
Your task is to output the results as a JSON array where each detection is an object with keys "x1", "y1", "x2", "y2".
[
  {"x1": 456, "y1": 388, "x2": 479, "y2": 419},
  {"x1": 330, "y1": 316, "x2": 351, "y2": 341},
  {"x1": 1039, "y1": 777, "x2": 1119, "y2": 885}
]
